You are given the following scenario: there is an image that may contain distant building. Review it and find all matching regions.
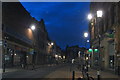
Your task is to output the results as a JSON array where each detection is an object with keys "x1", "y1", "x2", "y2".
[
  {"x1": 2, "y1": 2, "x2": 50, "y2": 67},
  {"x1": 89, "y1": 2, "x2": 120, "y2": 72},
  {"x1": 65, "y1": 45, "x2": 86, "y2": 63}
]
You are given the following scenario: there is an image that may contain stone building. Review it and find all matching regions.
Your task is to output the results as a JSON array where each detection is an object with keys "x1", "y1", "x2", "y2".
[
  {"x1": 89, "y1": 2, "x2": 120, "y2": 73},
  {"x1": 65, "y1": 45, "x2": 85, "y2": 63},
  {"x1": 2, "y1": 2, "x2": 50, "y2": 67}
]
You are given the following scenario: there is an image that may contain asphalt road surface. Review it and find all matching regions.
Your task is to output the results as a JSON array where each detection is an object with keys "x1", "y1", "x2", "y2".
[{"x1": 2, "y1": 64, "x2": 71, "y2": 78}]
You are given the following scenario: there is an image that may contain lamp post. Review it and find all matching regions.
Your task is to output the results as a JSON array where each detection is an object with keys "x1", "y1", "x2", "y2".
[
  {"x1": 87, "y1": 10, "x2": 103, "y2": 80},
  {"x1": 83, "y1": 32, "x2": 89, "y2": 71},
  {"x1": 96, "y1": 10, "x2": 103, "y2": 80},
  {"x1": 96, "y1": 10, "x2": 103, "y2": 67},
  {"x1": 84, "y1": 32, "x2": 89, "y2": 48},
  {"x1": 30, "y1": 25, "x2": 36, "y2": 70}
]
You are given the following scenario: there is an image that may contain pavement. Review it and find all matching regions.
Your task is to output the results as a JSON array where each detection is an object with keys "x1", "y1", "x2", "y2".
[
  {"x1": 2, "y1": 64, "x2": 66, "y2": 78},
  {"x1": 69, "y1": 65, "x2": 119, "y2": 79},
  {"x1": 3, "y1": 64, "x2": 57, "y2": 73},
  {"x1": 73, "y1": 68, "x2": 119, "y2": 79}
]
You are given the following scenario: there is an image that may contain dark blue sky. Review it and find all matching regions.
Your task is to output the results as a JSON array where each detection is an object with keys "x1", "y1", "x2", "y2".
[{"x1": 20, "y1": 2, "x2": 90, "y2": 49}]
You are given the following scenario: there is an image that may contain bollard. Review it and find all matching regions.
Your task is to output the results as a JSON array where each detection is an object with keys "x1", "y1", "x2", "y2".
[
  {"x1": 97, "y1": 70, "x2": 100, "y2": 80},
  {"x1": 72, "y1": 71, "x2": 75, "y2": 80},
  {"x1": 86, "y1": 72, "x2": 89, "y2": 80}
]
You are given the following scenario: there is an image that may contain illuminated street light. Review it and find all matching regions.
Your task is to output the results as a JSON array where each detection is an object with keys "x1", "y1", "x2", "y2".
[
  {"x1": 87, "y1": 40, "x2": 89, "y2": 43},
  {"x1": 51, "y1": 42, "x2": 54, "y2": 46},
  {"x1": 84, "y1": 32, "x2": 88, "y2": 38},
  {"x1": 63, "y1": 56, "x2": 65, "y2": 59},
  {"x1": 59, "y1": 56, "x2": 61, "y2": 58},
  {"x1": 30, "y1": 25, "x2": 36, "y2": 30},
  {"x1": 97, "y1": 10, "x2": 103, "y2": 18},
  {"x1": 55, "y1": 54, "x2": 58, "y2": 58},
  {"x1": 87, "y1": 14, "x2": 93, "y2": 20},
  {"x1": 48, "y1": 42, "x2": 54, "y2": 46},
  {"x1": 86, "y1": 57, "x2": 88, "y2": 60}
]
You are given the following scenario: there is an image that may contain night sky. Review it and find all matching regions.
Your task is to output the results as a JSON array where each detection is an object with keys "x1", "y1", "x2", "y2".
[{"x1": 20, "y1": 2, "x2": 90, "y2": 49}]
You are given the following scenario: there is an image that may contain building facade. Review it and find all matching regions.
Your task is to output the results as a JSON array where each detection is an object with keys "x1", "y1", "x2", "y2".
[
  {"x1": 65, "y1": 45, "x2": 86, "y2": 63},
  {"x1": 89, "y1": 2, "x2": 120, "y2": 73},
  {"x1": 2, "y1": 2, "x2": 50, "y2": 67}
]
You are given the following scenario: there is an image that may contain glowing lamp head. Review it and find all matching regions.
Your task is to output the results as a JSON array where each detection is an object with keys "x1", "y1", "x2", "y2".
[
  {"x1": 88, "y1": 14, "x2": 93, "y2": 20},
  {"x1": 97, "y1": 10, "x2": 103, "y2": 18},
  {"x1": 87, "y1": 40, "x2": 90, "y2": 43},
  {"x1": 84, "y1": 32, "x2": 88, "y2": 38},
  {"x1": 51, "y1": 42, "x2": 54, "y2": 45},
  {"x1": 30, "y1": 25, "x2": 36, "y2": 30},
  {"x1": 55, "y1": 55, "x2": 58, "y2": 58}
]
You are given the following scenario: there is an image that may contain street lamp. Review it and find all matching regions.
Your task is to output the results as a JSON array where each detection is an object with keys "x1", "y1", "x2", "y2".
[
  {"x1": 29, "y1": 24, "x2": 36, "y2": 70},
  {"x1": 87, "y1": 10, "x2": 103, "y2": 79},
  {"x1": 96, "y1": 10, "x2": 103, "y2": 80},
  {"x1": 51, "y1": 42, "x2": 54, "y2": 46},
  {"x1": 84, "y1": 32, "x2": 89, "y2": 47},
  {"x1": 83, "y1": 32, "x2": 89, "y2": 71},
  {"x1": 97, "y1": 10, "x2": 103, "y2": 18},
  {"x1": 63, "y1": 56, "x2": 65, "y2": 59},
  {"x1": 30, "y1": 25, "x2": 36, "y2": 31},
  {"x1": 96, "y1": 10, "x2": 103, "y2": 65},
  {"x1": 55, "y1": 54, "x2": 58, "y2": 58},
  {"x1": 48, "y1": 42, "x2": 54, "y2": 46},
  {"x1": 87, "y1": 14, "x2": 93, "y2": 20},
  {"x1": 59, "y1": 56, "x2": 61, "y2": 58},
  {"x1": 87, "y1": 40, "x2": 90, "y2": 43},
  {"x1": 84, "y1": 32, "x2": 88, "y2": 38}
]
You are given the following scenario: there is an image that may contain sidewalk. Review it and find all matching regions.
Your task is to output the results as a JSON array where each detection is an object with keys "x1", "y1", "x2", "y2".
[
  {"x1": 74, "y1": 68, "x2": 119, "y2": 79},
  {"x1": 3, "y1": 64, "x2": 59, "y2": 73}
]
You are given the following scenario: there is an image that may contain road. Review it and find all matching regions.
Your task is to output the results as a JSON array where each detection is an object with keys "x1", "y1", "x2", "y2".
[
  {"x1": 2, "y1": 64, "x2": 69, "y2": 78},
  {"x1": 2, "y1": 64, "x2": 119, "y2": 80}
]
